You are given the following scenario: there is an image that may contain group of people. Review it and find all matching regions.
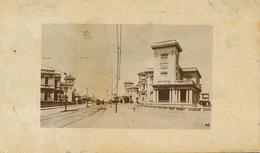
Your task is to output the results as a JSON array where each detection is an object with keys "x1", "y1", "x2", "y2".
[{"x1": 108, "y1": 96, "x2": 140, "y2": 111}]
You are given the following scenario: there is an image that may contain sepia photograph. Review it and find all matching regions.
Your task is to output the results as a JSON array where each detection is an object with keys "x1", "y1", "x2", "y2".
[
  {"x1": 40, "y1": 24, "x2": 212, "y2": 129},
  {"x1": 1, "y1": 0, "x2": 259, "y2": 152}
]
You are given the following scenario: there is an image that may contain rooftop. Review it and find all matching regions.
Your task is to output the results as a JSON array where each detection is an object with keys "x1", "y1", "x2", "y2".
[
  {"x1": 181, "y1": 67, "x2": 202, "y2": 78},
  {"x1": 66, "y1": 74, "x2": 76, "y2": 80},
  {"x1": 124, "y1": 81, "x2": 134, "y2": 84},
  {"x1": 137, "y1": 68, "x2": 154, "y2": 75},
  {"x1": 151, "y1": 40, "x2": 183, "y2": 52},
  {"x1": 41, "y1": 69, "x2": 55, "y2": 73}
]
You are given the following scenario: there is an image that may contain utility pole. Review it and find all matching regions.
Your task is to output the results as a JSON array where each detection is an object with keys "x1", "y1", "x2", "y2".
[
  {"x1": 115, "y1": 24, "x2": 122, "y2": 113},
  {"x1": 64, "y1": 73, "x2": 67, "y2": 111}
]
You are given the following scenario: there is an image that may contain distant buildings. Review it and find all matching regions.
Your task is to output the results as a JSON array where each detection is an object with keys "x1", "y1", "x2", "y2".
[
  {"x1": 123, "y1": 81, "x2": 138, "y2": 103},
  {"x1": 60, "y1": 74, "x2": 76, "y2": 103},
  {"x1": 137, "y1": 68, "x2": 154, "y2": 103},
  {"x1": 124, "y1": 40, "x2": 209, "y2": 107},
  {"x1": 199, "y1": 93, "x2": 211, "y2": 107}
]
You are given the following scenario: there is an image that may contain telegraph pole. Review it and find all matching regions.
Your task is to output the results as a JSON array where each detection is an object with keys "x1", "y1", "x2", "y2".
[
  {"x1": 64, "y1": 73, "x2": 67, "y2": 111},
  {"x1": 115, "y1": 24, "x2": 122, "y2": 113}
]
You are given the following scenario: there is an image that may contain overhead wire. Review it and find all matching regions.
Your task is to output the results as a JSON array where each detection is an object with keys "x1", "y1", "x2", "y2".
[
  {"x1": 41, "y1": 63, "x2": 65, "y2": 74},
  {"x1": 52, "y1": 24, "x2": 81, "y2": 57},
  {"x1": 65, "y1": 24, "x2": 82, "y2": 56},
  {"x1": 104, "y1": 25, "x2": 109, "y2": 52}
]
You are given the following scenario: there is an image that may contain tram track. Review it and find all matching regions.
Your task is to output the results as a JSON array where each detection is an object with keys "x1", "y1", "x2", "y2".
[
  {"x1": 41, "y1": 107, "x2": 95, "y2": 121},
  {"x1": 41, "y1": 106, "x2": 105, "y2": 128}
]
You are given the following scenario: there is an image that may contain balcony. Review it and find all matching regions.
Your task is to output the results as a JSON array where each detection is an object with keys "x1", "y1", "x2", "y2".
[
  {"x1": 175, "y1": 80, "x2": 195, "y2": 84},
  {"x1": 158, "y1": 80, "x2": 170, "y2": 84},
  {"x1": 41, "y1": 84, "x2": 55, "y2": 89},
  {"x1": 174, "y1": 80, "x2": 202, "y2": 89}
]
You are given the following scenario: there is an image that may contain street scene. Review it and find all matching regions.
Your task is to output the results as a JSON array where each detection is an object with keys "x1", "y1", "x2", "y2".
[{"x1": 41, "y1": 24, "x2": 212, "y2": 129}]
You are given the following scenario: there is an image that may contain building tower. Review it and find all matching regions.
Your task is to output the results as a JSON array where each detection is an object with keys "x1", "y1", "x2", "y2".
[{"x1": 151, "y1": 40, "x2": 202, "y2": 106}]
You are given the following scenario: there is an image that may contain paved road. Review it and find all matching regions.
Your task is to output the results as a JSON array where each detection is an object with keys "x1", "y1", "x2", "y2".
[
  {"x1": 40, "y1": 104, "x2": 106, "y2": 128},
  {"x1": 40, "y1": 104, "x2": 211, "y2": 129},
  {"x1": 90, "y1": 104, "x2": 210, "y2": 129}
]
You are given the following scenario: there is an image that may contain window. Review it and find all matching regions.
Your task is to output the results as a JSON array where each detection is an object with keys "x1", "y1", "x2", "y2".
[
  {"x1": 142, "y1": 84, "x2": 145, "y2": 90},
  {"x1": 44, "y1": 92, "x2": 47, "y2": 100},
  {"x1": 161, "y1": 54, "x2": 168, "y2": 63},
  {"x1": 48, "y1": 92, "x2": 51, "y2": 98},
  {"x1": 161, "y1": 71, "x2": 168, "y2": 76},
  {"x1": 159, "y1": 89, "x2": 169, "y2": 101},
  {"x1": 45, "y1": 77, "x2": 48, "y2": 85},
  {"x1": 180, "y1": 89, "x2": 186, "y2": 103}
]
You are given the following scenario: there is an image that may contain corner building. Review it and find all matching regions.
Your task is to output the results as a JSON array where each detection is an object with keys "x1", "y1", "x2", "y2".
[{"x1": 142, "y1": 40, "x2": 202, "y2": 106}]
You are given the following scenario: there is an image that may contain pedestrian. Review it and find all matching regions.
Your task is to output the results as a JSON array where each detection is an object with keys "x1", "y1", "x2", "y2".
[
  {"x1": 130, "y1": 100, "x2": 136, "y2": 112},
  {"x1": 136, "y1": 98, "x2": 139, "y2": 109}
]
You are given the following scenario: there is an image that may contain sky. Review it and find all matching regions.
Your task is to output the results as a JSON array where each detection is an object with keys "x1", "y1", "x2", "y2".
[{"x1": 41, "y1": 24, "x2": 212, "y2": 100}]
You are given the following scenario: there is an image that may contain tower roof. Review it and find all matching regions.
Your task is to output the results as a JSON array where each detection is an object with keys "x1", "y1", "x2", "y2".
[
  {"x1": 151, "y1": 40, "x2": 183, "y2": 52},
  {"x1": 66, "y1": 74, "x2": 76, "y2": 80}
]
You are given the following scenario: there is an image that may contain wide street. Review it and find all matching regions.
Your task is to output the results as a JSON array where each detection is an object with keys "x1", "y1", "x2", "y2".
[{"x1": 40, "y1": 103, "x2": 211, "y2": 129}]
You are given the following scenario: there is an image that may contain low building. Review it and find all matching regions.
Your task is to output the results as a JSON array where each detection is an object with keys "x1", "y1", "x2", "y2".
[
  {"x1": 60, "y1": 74, "x2": 76, "y2": 103},
  {"x1": 199, "y1": 93, "x2": 211, "y2": 107},
  {"x1": 123, "y1": 81, "x2": 139, "y2": 103}
]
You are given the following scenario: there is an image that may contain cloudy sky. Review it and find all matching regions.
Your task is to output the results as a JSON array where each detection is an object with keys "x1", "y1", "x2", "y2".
[{"x1": 41, "y1": 24, "x2": 212, "y2": 100}]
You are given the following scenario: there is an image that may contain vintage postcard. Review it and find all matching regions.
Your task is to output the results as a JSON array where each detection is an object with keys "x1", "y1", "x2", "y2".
[{"x1": 0, "y1": 0, "x2": 259, "y2": 152}]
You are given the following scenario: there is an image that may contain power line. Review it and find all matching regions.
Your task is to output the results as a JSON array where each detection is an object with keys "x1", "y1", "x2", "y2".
[
  {"x1": 52, "y1": 24, "x2": 81, "y2": 57},
  {"x1": 41, "y1": 63, "x2": 65, "y2": 74},
  {"x1": 104, "y1": 25, "x2": 109, "y2": 52},
  {"x1": 74, "y1": 81, "x2": 88, "y2": 89},
  {"x1": 65, "y1": 24, "x2": 82, "y2": 56}
]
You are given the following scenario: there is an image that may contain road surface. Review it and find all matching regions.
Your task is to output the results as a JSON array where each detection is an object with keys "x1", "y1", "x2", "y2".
[{"x1": 40, "y1": 104, "x2": 211, "y2": 129}]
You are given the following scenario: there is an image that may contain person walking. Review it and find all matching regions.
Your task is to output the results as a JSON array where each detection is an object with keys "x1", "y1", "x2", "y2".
[{"x1": 129, "y1": 98, "x2": 135, "y2": 112}]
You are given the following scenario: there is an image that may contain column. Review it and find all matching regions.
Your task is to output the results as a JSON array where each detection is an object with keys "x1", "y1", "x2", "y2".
[
  {"x1": 172, "y1": 89, "x2": 177, "y2": 103},
  {"x1": 189, "y1": 90, "x2": 192, "y2": 104},
  {"x1": 186, "y1": 89, "x2": 189, "y2": 103},
  {"x1": 156, "y1": 90, "x2": 159, "y2": 102},
  {"x1": 177, "y1": 90, "x2": 180, "y2": 103},
  {"x1": 169, "y1": 89, "x2": 172, "y2": 103},
  {"x1": 172, "y1": 90, "x2": 176, "y2": 103},
  {"x1": 153, "y1": 89, "x2": 156, "y2": 103}
]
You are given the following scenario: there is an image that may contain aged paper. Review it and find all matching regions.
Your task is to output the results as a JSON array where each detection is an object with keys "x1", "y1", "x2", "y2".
[{"x1": 0, "y1": 0, "x2": 259, "y2": 152}]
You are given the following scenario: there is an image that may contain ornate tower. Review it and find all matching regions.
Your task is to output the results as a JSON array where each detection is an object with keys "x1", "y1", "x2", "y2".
[{"x1": 151, "y1": 40, "x2": 183, "y2": 85}]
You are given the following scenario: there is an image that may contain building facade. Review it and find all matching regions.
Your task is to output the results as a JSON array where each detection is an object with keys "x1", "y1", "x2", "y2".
[
  {"x1": 137, "y1": 68, "x2": 154, "y2": 103},
  {"x1": 151, "y1": 40, "x2": 201, "y2": 106},
  {"x1": 60, "y1": 74, "x2": 76, "y2": 103},
  {"x1": 199, "y1": 93, "x2": 211, "y2": 107},
  {"x1": 126, "y1": 40, "x2": 203, "y2": 107},
  {"x1": 40, "y1": 69, "x2": 61, "y2": 107},
  {"x1": 123, "y1": 81, "x2": 139, "y2": 103}
]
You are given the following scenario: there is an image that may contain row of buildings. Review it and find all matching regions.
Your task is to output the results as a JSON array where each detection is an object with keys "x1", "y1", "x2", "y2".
[
  {"x1": 40, "y1": 69, "x2": 83, "y2": 107},
  {"x1": 124, "y1": 40, "x2": 210, "y2": 107}
]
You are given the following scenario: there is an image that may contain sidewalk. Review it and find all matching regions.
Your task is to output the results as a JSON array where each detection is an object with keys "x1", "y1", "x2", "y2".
[{"x1": 40, "y1": 104, "x2": 87, "y2": 110}]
